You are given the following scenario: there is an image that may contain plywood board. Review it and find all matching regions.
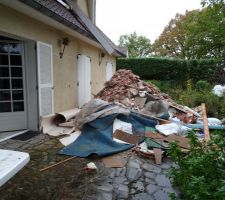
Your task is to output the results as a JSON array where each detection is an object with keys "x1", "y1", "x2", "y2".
[
  {"x1": 102, "y1": 155, "x2": 125, "y2": 168},
  {"x1": 153, "y1": 148, "x2": 162, "y2": 165},
  {"x1": 145, "y1": 131, "x2": 165, "y2": 139},
  {"x1": 163, "y1": 134, "x2": 190, "y2": 149},
  {"x1": 113, "y1": 130, "x2": 142, "y2": 144}
]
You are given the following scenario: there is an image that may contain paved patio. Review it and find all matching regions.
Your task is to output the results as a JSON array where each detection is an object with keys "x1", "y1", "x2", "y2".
[{"x1": 0, "y1": 133, "x2": 181, "y2": 200}]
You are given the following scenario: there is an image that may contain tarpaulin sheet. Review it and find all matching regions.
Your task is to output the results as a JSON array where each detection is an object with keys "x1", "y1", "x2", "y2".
[{"x1": 59, "y1": 112, "x2": 157, "y2": 157}]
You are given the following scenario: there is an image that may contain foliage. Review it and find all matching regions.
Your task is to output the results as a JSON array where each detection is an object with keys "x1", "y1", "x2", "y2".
[
  {"x1": 118, "y1": 32, "x2": 152, "y2": 58},
  {"x1": 152, "y1": 1, "x2": 225, "y2": 60},
  {"x1": 152, "y1": 11, "x2": 195, "y2": 59},
  {"x1": 148, "y1": 80, "x2": 225, "y2": 118},
  {"x1": 195, "y1": 80, "x2": 210, "y2": 91},
  {"x1": 184, "y1": 2, "x2": 225, "y2": 59},
  {"x1": 117, "y1": 57, "x2": 220, "y2": 85},
  {"x1": 168, "y1": 130, "x2": 225, "y2": 200}
]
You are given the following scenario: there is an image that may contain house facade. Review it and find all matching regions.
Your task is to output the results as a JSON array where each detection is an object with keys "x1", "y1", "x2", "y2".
[{"x1": 0, "y1": 0, "x2": 126, "y2": 132}]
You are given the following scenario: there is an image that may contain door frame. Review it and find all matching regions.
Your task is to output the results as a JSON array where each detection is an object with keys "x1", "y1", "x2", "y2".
[
  {"x1": 0, "y1": 32, "x2": 39, "y2": 131},
  {"x1": 0, "y1": 39, "x2": 28, "y2": 131}
]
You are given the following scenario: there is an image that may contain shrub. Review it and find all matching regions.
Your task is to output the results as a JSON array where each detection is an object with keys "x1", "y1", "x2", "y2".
[
  {"x1": 147, "y1": 80, "x2": 225, "y2": 118},
  {"x1": 195, "y1": 80, "x2": 210, "y2": 92},
  {"x1": 117, "y1": 57, "x2": 221, "y2": 86},
  {"x1": 168, "y1": 131, "x2": 225, "y2": 200}
]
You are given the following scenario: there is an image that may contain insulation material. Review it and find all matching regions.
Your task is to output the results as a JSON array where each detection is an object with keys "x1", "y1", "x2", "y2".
[
  {"x1": 113, "y1": 118, "x2": 133, "y2": 134},
  {"x1": 54, "y1": 108, "x2": 80, "y2": 124},
  {"x1": 59, "y1": 131, "x2": 81, "y2": 146},
  {"x1": 155, "y1": 123, "x2": 190, "y2": 136},
  {"x1": 41, "y1": 114, "x2": 74, "y2": 137},
  {"x1": 58, "y1": 121, "x2": 75, "y2": 128},
  {"x1": 74, "y1": 99, "x2": 130, "y2": 129}
]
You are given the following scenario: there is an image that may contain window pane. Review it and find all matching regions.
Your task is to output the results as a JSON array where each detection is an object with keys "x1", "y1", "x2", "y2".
[
  {"x1": 0, "y1": 67, "x2": 9, "y2": 77},
  {"x1": 11, "y1": 67, "x2": 22, "y2": 77},
  {"x1": 0, "y1": 90, "x2": 11, "y2": 101},
  {"x1": 9, "y1": 43, "x2": 21, "y2": 54},
  {"x1": 10, "y1": 55, "x2": 22, "y2": 66},
  {"x1": 12, "y1": 90, "x2": 23, "y2": 100},
  {"x1": 0, "y1": 102, "x2": 11, "y2": 112},
  {"x1": 13, "y1": 101, "x2": 24, "y2": 112},
  {"x1": 0, "y1": 43, "x2": 8, "y2": 53},
  {"x1": 0, "y1": 55, "x2": 9, "y2": 65},
  {"x1": 12, "y1": 79, "x2": 23, "y2": 89},
  {"x1": 0, "y1": 79, "x2": 10, "y2": 89}
]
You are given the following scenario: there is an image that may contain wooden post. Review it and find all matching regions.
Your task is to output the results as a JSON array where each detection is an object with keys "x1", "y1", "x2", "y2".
[{"x1": 201, "y1": 103, "x2": 210, "y2": 141}]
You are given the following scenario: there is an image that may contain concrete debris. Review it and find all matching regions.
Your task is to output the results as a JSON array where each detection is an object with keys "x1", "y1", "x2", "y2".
[{"x1": 96, "y1": 70, "x2": 177, "y2": 108}]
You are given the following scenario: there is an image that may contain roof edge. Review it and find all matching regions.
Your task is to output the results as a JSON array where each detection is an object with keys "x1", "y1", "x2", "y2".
[{"x1": 65, "y1": 0, "x2": 116, "y2": 56}]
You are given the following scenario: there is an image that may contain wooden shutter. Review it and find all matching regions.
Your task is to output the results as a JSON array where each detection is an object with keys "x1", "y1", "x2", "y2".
[
  {"x1": 77, "y1": 55, "x2": 91, "y2": 107},
  {"x1": 37, "y1": 41, "x2": 54, "y2": 116},
  {"x1": 106, "y1": 62, "x2": 113, "y2": 81}
]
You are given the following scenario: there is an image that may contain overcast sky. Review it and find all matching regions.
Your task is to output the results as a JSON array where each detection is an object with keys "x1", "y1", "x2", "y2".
[{"x1": 96, "y1": 0, "x2": 202, "y2": 45}]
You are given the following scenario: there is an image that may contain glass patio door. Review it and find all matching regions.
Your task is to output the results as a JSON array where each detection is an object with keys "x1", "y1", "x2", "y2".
[{"x1": 0, "y1": 40, "x2": 27, "y2": 132}]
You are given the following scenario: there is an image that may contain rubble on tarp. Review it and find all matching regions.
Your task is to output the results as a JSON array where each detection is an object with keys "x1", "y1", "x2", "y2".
[
  {"x1": 40, "y1": 70, "x2": 224, "y2": 167},
  {"x1": 96, "y1": 69, "x2": 188, "y2": 116}
]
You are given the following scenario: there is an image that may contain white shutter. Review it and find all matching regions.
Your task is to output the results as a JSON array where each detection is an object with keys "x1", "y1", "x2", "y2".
[
  {"x1": 77, "y1": 55, "x2": 91, "y2": 107},
  {"x1": 37, "y1": 41, "x2": 54, "y2": 116},
  {"x1": 106, "y1": 62, "x2": 113, "y2": 81}
]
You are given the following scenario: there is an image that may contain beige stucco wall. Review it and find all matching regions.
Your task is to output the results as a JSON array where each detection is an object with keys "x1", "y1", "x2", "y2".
[{"x1": 0, "y1": 4, "x2": 116, "y2": 112}]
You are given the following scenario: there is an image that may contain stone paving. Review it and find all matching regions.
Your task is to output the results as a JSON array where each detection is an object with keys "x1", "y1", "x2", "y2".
[
  {"x1": 91, "y1": 155, "x2": 180, "y2": 200},
  {"x1": 0, "y1": 133, "x2": 181, "y2": 200}
]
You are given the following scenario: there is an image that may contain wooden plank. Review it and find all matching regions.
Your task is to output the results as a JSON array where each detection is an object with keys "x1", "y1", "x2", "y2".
[
  {"x1": 40, "y1": 156, "x2": 76, "y2": 172},
  {"x1": 153, "y1": 148, "x2": 162, "y2": 165},
  {"x1": 163, "y1": 134, "x2": 190, "y2": 149},
  {"x1": 102, "y1": 155, "x2": 125, "y2": 168},
  {"x1": 113, "y1": 130, "x2": 142, "y2": 144},
  {"x1": 201, "y1": 103, "x2": 210, "y2": 141},
  {"x1": 145, "y1": 131, "x2": 165, "y2": 139}
]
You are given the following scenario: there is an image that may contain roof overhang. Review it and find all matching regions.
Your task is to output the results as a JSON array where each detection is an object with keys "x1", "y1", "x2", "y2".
[
  {"x1": 64, "y1": 0, "x2": 116, "y2": 55},
  {"x1": 0, "y1": 0, "x2": 103, "y2": 50}
]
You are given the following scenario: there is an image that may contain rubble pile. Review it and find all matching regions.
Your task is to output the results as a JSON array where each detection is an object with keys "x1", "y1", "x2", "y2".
[{"x1": 97, "y1": 69, "x2": 175, "y2": 109}]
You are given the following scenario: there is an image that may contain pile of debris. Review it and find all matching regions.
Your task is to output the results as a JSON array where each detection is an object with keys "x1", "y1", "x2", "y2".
[
  {"x1": 41, "y1": 69, "x2": 225, "y2": 167},
  {"x1": 97, "y1": 69, "x2": 176, "y2": 109}
]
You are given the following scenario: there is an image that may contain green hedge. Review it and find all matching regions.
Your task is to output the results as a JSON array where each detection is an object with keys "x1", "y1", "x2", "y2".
[{"x1": 116, "y1": 57, "x2": 222, "y2": 85}]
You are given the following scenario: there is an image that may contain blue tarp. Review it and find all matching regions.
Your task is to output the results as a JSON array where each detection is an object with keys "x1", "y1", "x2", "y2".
[{"x1": 59, "y1": 112, "x2": 157, "y2": 157}]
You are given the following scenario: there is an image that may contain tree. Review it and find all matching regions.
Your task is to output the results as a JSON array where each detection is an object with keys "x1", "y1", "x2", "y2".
[
  {"x1": 184, "y1": 1, "x2": 225, "y2": 59},
  {"x1": 152, "y1": 12, "x2": 193, "y2": 59},
  {"x1": 153, "y1": 0, "x2": 225, "y2": 60},
  {"x1": 118, "y1": 32, "x2": 152, "y2": 58}
]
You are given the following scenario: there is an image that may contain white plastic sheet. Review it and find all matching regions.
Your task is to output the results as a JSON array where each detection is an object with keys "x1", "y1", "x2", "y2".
[
  {"x1": 156, "y1": 123, "x2": 190, "y2": 136},
  {"x1": 212, "y1": 85, "x2": 225, "y2": 97},
  {"x1": 59, "y1": 131, "x2": 81, "y2": 146}
]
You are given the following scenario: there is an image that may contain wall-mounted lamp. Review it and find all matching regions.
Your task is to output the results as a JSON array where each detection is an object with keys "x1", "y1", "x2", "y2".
[
  {"x1": 59, "y1": 37, "x2": 70, "y2": 59},
  {"x1": 99, "y1": 52, "x2": 105, "y2": 65}
]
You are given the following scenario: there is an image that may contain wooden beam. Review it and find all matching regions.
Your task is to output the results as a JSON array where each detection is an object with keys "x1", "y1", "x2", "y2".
[
  {"x1": 40, "y1": 156, "x2": 76, "y2": 172},
  {"x1": 201, "y1": 103, "x2": 210, "y2": 141}
]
